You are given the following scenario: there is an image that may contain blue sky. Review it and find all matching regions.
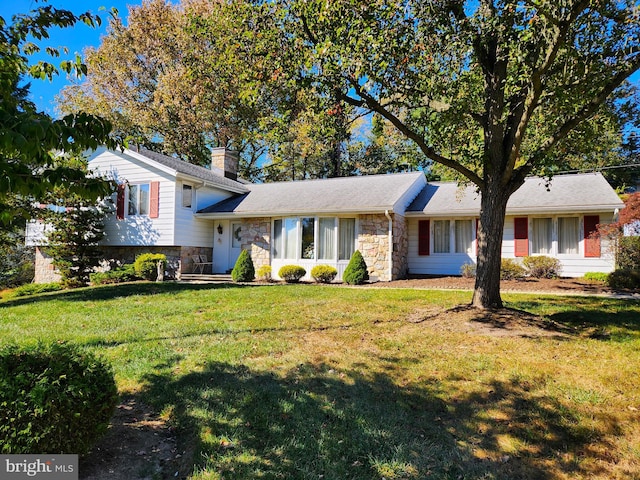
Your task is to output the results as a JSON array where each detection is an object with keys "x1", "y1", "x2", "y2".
[{"x1": 1, "y1": 0, "x2": 135, "y2": 114}]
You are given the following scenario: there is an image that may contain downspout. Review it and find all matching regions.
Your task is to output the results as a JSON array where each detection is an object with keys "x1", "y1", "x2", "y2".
[{"x1": 384, "y1": 210, "x2": 393, "y2": 282}]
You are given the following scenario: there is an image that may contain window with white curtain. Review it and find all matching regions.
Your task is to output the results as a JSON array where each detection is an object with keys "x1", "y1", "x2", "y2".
[
  {"x1": 318, "y1": 218, "x2": 336, "y2": 260},
  {"x1": 339, "y1": 218, "x2": 355, "y2": 260},
  {"x1": 433, "y1": 220, "x2": 451, "y2": 253},
  {"x1": 532, "y1": 218, "x2": 552, "y2": 254},
  {"x1": 455, "y1": 220, "x2": 474, "y2": 254},
  {"x1": 558, "y1": 217, "x2": 579, "y2": 254},
  {"x1": 128, "y1": 183, "x2": 150, "y2": 216},
  {"x1": 273, "y1": 217, "x2": 356, "y2": 261}
]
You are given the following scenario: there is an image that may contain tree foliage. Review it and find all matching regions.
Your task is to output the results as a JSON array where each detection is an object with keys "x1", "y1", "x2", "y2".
[
  {"x1": 0, "y1": 3, "x2": 119, "y2": 226},
  {"x1": 267, "y1": 0, "x2": 640, "y2": 307}
]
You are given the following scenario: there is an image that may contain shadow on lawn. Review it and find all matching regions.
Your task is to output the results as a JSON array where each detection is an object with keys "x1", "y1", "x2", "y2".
[{"x1": 138, "y1": 361, "x2": 620, "y2": 480}]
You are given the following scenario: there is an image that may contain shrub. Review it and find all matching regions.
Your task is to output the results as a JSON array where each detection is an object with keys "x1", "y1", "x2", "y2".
[
  {"x1": 500, "y1": 258, "x2": 526, "y2": 280},
  {"x1": 343, "y1": 250, "x2": 369, "y2": 285},
  {"x1": 231, "y1": 250, "x2": 255, "y2": 282},
  {"x1": 278, "y1": 265, "x2": 306, "y2": 283},
  {"x1": 0, "y1": 343, "x2": 118, "y2": 454},
  {"x1": 617, "y1": 236, "x2": 640, "y2": 271},
  {"x1": 133, "y1": 253, "x2": 166, "y2": 281},
  {"x1": 311, "y1": 265, "x2": 338, "y2": 283},
  {"x1": 90, "y1": 264, "x2": 139, "y2": 285},
  {"x1": 523, "y1": 255, "x2": 562, "y2": 279},
  {"x1": 460, "y1": 263, "x2": 477, "y2": 278},
  {"x1": 607, "y1": 269, "x2": 640, "y2": 290},
  {"x1": 256, "y1": 265, "x2": 272, "y2": 282},
  {"x1": 583, "y1": 272, "x2": 609, "y2": 283},
  {"x1": 11, "y1": 282, "x2": 63, "y2": 298}
]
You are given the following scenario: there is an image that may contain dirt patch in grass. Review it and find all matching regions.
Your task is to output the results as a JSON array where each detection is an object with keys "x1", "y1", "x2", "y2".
[
  {"x1": 409, "y1": 304, "x2": 573, "y2": 339},
  {"x1": 80, "y1": 396, "x2": 185, "y2": 480}
]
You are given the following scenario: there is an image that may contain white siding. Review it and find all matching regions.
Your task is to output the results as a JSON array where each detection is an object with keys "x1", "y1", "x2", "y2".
[
  {"x1": 174, "y1": 183, "x2": 234, "y2": 248},
  {"x1": 89, "y1": 149, "x2": 176, "y2": 246},
  {"x1": 407, "y1": 213, "x2": 617, "y2": 278}
]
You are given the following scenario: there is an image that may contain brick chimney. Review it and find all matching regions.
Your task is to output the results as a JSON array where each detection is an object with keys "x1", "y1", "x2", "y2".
[{"x1": 211, "y1": 147, "x2": 239, "y2": 181}]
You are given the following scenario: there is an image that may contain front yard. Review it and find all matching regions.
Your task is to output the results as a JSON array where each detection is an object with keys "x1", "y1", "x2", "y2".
[{"x1": 1, "y1": 283, "x2": 639, "y2": 479}]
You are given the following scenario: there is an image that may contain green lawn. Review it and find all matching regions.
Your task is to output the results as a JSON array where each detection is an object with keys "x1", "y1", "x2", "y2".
[{"x1": 1, "y1": 283, "x2": 639, "y2": 479}]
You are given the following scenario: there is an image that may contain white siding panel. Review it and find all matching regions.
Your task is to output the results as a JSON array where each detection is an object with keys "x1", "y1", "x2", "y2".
[{"x1": 90, "y1": 150, "x2": 176, "y2": 246}]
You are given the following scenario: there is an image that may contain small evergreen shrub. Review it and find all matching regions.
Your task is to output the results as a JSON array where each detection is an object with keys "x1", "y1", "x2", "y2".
[
  {"x1": 583, "y1": 272, "x2": 609, "y2": 283},
  {"x1": 231, "y1": 250, "x2": 255, "y2": 282},
  {"x1": 0, "y1": 343, "x2": 118, "y2": 454},
  {"x1": 90, "y1": 264, "x2": 139, "y2": 285},
  {"x1": 607, "y1": 270, "x2": 640, "y2": 290},
  {"x1": 11, "y1": 282, "x2": 63, "y2": 298},
  {"x1": 133, "y1": 253, "x2": 166, "y2": 281},
  {"x1": 460, "y1": 263, "x2": 477, "y2": 278},
  {"x1": 342, "y1": 250, "x2": 369, "y2": 285},
  {"x1": 278, "y1": 265, "x2": 306, "y2": 283},
  {"x1": 500, "y1": 258, "x2": 526, "y2": 280},
  {"x1": 256, "y1": 265, "x2": 272, "y2": 282},
  {"x1": 311, "y1": 265, "x2": 338, "y2": 283},
  {"x1": 523, "y1": 255, "x2": 562, "y2": 278}
]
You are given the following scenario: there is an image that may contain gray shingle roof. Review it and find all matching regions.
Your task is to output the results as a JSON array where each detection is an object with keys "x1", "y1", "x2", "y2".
[
  {"x1": 197, "y1": 171, "x2": 426, "y2": 216},
  {"x1": 132, "y1": 147, "x2": 249, "y2": 193},
  {"x1": 407, "y1": 172, "x2": 623, "y2": 216}
]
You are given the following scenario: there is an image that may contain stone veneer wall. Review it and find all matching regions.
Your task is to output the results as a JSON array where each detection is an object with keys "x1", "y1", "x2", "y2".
[
  {"x1": 34, "y1": 247, "x2": 61, "y2": 283},
  {"x1": 240, "y1": 218, "x2": 271, "y2": 270},
  {"x1": 358, "y1": 214, "x2": 392, "y2": 281},
  {"x1": 357, "y1": 213, "x2": 409, "y2": 282}
]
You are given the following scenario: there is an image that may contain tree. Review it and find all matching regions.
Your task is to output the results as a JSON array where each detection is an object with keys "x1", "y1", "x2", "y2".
[
  {"x1": 268, "y1": 0, "x2": 640, "y2": 308},
  {"x1": 0, "y1": 4, "x2": 119, "y2": 226},
  {"x1": 42, "y1": 187, "x2": 111, "y2": 287}
]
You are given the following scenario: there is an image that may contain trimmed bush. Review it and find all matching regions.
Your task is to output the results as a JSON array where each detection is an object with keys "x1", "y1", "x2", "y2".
[
  {"x1": 523, "y1": 255, "x2": 562, "y2": 279},
  {"x1": 500, "y1": 258, "x2": 526, "y2": 280},
  {"x1": 343, "y1": 250, "x2": 369, "y2": 285},
  {"x1": 583, "y1": 272, "x2": 609, "y2": 283},
  {"x1": 617, "y1": 236, "x2": 640, "y2": 271},
  {"x1": 90, "y1": 264, "x2": 139, "y2": 285},
  {"x1": 311, "y1": 265, "x2": 338, "y2": 283},
  {"x1": 231, "y1": 250, "x2": 255, "y2": 282},
  {"x1": 607, "y1": 270, "x2": 640, "y2": 290},
  {"x1": 460, "y1": 263, "x2": 477, "y2": 278},
  {"x1": 0, "y1": 343, "x2": 118, "y2": 454},
  {"x1": 256, "y1": 265, "x2": 272, "y2": 282},
  {"x1": 278, "y1": 265, "x2": 306, "y2": 283},
  {"x1": 11, "y1": 282, "x2": 63, "y2": 298},
  {"x1": 133, "y1": 253, "x2": 166, "y2": 281}
]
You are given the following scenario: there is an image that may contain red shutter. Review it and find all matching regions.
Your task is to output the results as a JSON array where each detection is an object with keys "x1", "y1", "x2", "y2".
[
  {"x1": 149, "y1": 181, "x2": 160, "y2": 219},
  {"x1": 475, "y1": 218, "x2": 479, "y2": 256},
  {"x1": 584, "y1": 215, "x2": 600, "y2": 258},
  {"x1": 116, "y1": 184, "x2": 126, "y2": 220},
  {"x1": 418, "y1": 220, "x2": 430, "y2": 256},
  {"x1": 514, "y1": 217, "x2": 528, "y2": 257}
]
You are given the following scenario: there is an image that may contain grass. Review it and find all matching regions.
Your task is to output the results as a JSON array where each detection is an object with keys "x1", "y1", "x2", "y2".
[{"x1": 1, "y1": 282, "x2": 640, "y2": 479}]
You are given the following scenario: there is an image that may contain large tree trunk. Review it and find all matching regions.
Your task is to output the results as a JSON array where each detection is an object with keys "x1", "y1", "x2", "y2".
[{"x1": 472, "y1": 183, "x2": 510, "y2": 309}]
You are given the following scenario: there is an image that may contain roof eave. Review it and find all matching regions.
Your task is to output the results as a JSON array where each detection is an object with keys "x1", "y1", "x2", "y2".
[{"x1": 195, "y1": 206, "x2": 399, "y2": 218}]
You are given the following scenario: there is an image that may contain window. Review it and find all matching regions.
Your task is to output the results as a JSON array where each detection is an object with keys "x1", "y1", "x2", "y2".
[
  {"x1": 128, "y1": 183, "x2": 150, "y2": 216},
  {"x1": 318, "y1": 218, "x2": 336, "y2": 260},
  {"x1": 532, "y1": 218, "x2": 552, "y2": 254},
  {"x1": 455, "y1": 220, "x2": 473, "y2": 254},
  {"x1": 273, "y1": 217, "x2": 356, "y2": 261},
  {"x1": 182, "y1": 184, "x2": 193, "y2": 208},
  {"x1": 231, "y1": 223, "x2": 242, "y2": 248},
  {"x1": 433, "y1": 220, "x2": 450, "y2": 253},
  {"x1": 558, "y1": 217, "x2": 579, "y2": 254},
  {"x1": 339, "y1": 218, "x2": 355, "y2": 260}
]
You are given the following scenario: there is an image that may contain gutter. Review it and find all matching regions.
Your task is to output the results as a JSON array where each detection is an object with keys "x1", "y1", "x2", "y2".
[{"x1": 384, "y1": 210, "x2": 393, "y2": 282}]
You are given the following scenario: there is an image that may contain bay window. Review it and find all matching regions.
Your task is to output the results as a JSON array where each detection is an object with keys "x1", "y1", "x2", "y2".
[{"x1": 273, "y1": 217, "x2": 356, "y2": 261}]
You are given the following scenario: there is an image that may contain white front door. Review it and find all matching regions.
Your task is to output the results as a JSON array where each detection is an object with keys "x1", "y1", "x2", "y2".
[
  {"x1": 212, "y1": 220, "x2": 230, "y2": 273},
  {"x1": 212, "y1": 220, "x2": 244, "y2": 273}
]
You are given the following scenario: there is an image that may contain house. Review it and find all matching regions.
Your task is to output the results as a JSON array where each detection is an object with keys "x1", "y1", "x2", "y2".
[{"x1": 28, "y1": 147, "x2": 624, "y2": 282}]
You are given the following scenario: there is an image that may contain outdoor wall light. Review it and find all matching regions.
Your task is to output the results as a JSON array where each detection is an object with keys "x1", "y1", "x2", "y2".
[{"x1": 217, "y1": 224, "x2": 223, "y2": 235}]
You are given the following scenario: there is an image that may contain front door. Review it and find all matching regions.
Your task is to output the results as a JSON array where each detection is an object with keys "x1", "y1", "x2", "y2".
[
  {"x1": 212, "y1": 220, "x2": 230, "y2": 273},
  {"x1": 230, "y1": 221, "x2": 243, "y2": 268}
]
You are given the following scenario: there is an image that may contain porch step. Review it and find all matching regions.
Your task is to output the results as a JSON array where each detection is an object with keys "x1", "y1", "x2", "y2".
[{"x1": 180, "y1": 274, "x2": 233, "y2": 283}]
